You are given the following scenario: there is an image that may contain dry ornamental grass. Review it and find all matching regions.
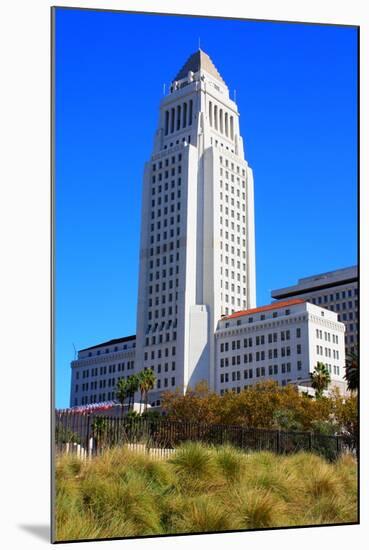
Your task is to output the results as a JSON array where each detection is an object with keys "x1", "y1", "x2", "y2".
[{"x1": 54, "y1": 443, "x2": 358, "y2": 542}]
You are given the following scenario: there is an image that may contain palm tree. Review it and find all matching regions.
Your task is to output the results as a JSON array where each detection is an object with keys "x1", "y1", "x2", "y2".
[
  {"x1": 142, "y1": 368, "x2": 156, "y2": 412},
  {"x1": 91, "y1": 417, "x2": 109, "y2": 449},
  {"x1": 116, "y1": 378, "x2": 129, "y2": 417},
  {"x1": 126, "y1": 374, "x2": 140, "y2": 412},
  {"x1": 310, "y1": 361, "x2": 331, "y2": 398},
  {"x1": 138, "y1": 370, "x2": 146, "y2": 414},
  {"x1": 344, "y1": 350, "x2": 358, "y2": 392}
]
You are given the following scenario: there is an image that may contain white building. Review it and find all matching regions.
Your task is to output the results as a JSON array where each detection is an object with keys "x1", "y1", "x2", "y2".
[
  {"x1": 215, "y1": 298, "x2": 346, "y2": 395},
  {"x1": 271, "y1": 266, "x2": 358, "y2": 356},
  {"x1": 134, "y1": 49, "x2": 256, "y2": 405},
  {"x1": 70, "y1": 336, "x2": 136, "y2": 407}
]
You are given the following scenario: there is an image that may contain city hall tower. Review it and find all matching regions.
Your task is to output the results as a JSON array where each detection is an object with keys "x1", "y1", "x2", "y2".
[{"x1": 135, "y1": 50, "x2": 256, "y2": 404}]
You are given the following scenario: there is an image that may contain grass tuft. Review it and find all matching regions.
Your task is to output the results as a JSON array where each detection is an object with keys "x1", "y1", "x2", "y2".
[{"x1": 55, "y1": 444, "x2": 357, "y2": 541}]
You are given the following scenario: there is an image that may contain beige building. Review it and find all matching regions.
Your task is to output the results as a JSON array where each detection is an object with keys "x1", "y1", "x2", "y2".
[{"x1": 215, "y1": 298, "x2": 346, "y2": 395}]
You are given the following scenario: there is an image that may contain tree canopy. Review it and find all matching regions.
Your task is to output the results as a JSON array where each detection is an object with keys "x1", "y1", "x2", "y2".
[{"x1": 161, "y1": 380, "x2": 357, "y2": 438}]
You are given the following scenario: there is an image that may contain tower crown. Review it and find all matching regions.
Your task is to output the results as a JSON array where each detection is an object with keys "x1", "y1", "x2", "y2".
[{"x1": 173, "y1": 49, "x2": 225, "y2": 85}]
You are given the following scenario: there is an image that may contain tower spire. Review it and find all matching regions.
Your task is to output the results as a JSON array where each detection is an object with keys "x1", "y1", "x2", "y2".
[{"x1": 173, "y1": 49, "x2": 225, "y2": 84}]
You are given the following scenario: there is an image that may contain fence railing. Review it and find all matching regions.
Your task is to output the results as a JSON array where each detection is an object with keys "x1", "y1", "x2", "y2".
[{"x1": 54, "y1": 412, "x2": 356, "y2": 462}]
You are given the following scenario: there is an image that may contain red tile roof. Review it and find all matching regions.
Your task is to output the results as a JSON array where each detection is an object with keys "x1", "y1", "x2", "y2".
[{"x1": 221, "y1": 299, "x2": 306, "y2": 321}]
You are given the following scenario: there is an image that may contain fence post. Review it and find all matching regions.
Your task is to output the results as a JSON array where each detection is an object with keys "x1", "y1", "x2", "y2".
[
  {"x1": 88, "y1": 436, "x2": 94, "y2": 457},
  {"x1": 85, "y1": 413, "x2": 91, "y2": 457},
  {"x1": 308, "y1": 432, "x2": 312, "y2": 452},
  {"x1": 276, "y1": 430, "x2": 281, "y2": 454},
  {"x1": 336, "y1": 436, "x2": 340, "y2": 457}
]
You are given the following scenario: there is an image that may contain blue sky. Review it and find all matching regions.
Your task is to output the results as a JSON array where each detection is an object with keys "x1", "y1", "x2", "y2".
[{"x1": 55, "y1": 8, "x2": 358, "y2": 408}]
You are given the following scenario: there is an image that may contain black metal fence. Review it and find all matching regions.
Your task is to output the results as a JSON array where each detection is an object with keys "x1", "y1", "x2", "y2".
[{"x1": 55, "y1": 411, "x2": 356, "y2": 462}]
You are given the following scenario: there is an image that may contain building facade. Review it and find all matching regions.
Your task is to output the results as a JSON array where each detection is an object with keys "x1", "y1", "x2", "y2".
[
  {"x1": 271, "y1": 266, "x2": 358, "y2": 356},
  {"x1": 134, "y1": 49, "x2": 256, "y2": 405},
  {"x1": 70, "y1": 336, "x2": 136, "y2": 407},
  {"x1": 215, "y1": 299, "x2": 346, "y2": 395}
]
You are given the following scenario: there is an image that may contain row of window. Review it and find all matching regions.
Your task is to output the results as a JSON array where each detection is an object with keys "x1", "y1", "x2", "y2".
[
  {"x1": 310, "y1": 288, "x2": 357, "y2": 305},
  {"x1": 210, "y1": 137, "x2": 235, "y2": 152},
  {"x1": 220, "y1": 214, "x2": 246, "y2": 227},
  {"x1": 221, "y1": 229, "x2": 247, "y2": 242},
  {"x1": 223, "y1": 308, "x2": 293, "y2": 328},
  {"x1": 151, "y1": 202, "x2": 181, "y2": 217},
  {"x1": 163, "y1": 136, "x2": 191, "y2": 149},
  {"x1": 76, "y1": 376, "x2": 120, "y2": 393},
  {"x1": 77, "y1": 361, "x2": 134, "y2": 380},
  {"x1": 220, "y1": 362, "x2": 301, "y2": 383},
  {"x1": 315, "y1": 330, "x2": 339, "y2": 343},
  {"x1": 208, "y1": 101, "x2": 234, "y2": 139},
  {"x1": 148, "y1": 268, "x2": 179, "y2": 294},
  {"x1": 146, "y1": 321, "x2": 177, "y2": 335},
  {"x1": 149, "y1": 239, "x2": 180, "y2": 254},
  {"x1": 220, "y1": 250, "x2": 246, "y2": 262},
  {"x1": 220, "y1": 330, "x2": 301, "y2": 352},
  {"x1": 152, "y1": 155, "x2": 182, "y2": 171},
  {"x1": 157, "y1": 377, "x2": 176, "y2": 389},
  {"x1": 144, "y1": 347, "x2": 176, "y2": 360},
  {"x1": 219, "y1": 379, "x2": 295, "y2": 394},
  {"x1": 85, "y1": 342, "x2": 135, "y2": 358},
  {"x1": 148, "y1": 307, "x2": 178, "y2": 321},
  {"x1": 220, "y1": 346, "x2": 302, "y2": 367},
  {"x1": 164, "y1": 101, "x2": 193, "y2": 135},
  {"x1": 220, "y1": 239, "x2": 247, "y2": 251},
  {"x1": 339, "y1": 315, "x2": 358, "y2": 326},
  {"x1": 151, "y1": 208, "x2": 181, "y2": 223},
  {"x1": 151, "y1": 191, "x2": 181, "y2": 207},
  {"x1": 152, "y1": 167, "x2": 182, "y2": 184},
  {"x1": 148, "y1": 291, "x2": 178, "y2": 305},
  {"x1": 220, "y1": 203, "x2": 246, "y2": 217},
  {"x1": 220, "y1": 191, "x2": 246, "y2": 204},
  {"x1": 149, "y1": 249, "x2": 180, "y2": 262},
  {"x1": 148, "y1": 362, "x2": 176, "y2": 373},
  {"x1": 220, "y1": 265, "x2": 247, "y2": 277},
  {"x1": 221, "y1": 303, "x2": 246, "y2": 315},
  {"x1": 220, "y1": 179, "x2": 246, "y2": 192},
  {"x1": 77, "y1": 393, "x2": 115, "y2": 405},
  {"x1": 316, "y1": 346, "x2": 340, "y2": 359},
  {"x1": 150, "y1": 227, "x2": 181, "y2": 243},
  {"x1": 220, "y1": 283, "x2": 247, "y2": 295},
  {"x1": 219, "y1": 156, "x2": 246, "y2": 176}
]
